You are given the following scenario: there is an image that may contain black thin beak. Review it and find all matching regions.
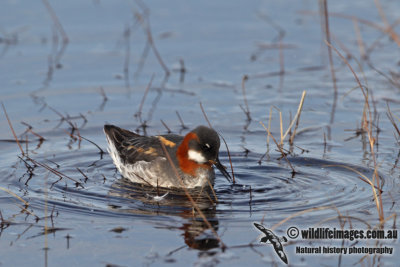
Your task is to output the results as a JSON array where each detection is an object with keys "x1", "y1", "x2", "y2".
[{"x1": 212, "y1": 157, "x2": 232, "y2": 183}]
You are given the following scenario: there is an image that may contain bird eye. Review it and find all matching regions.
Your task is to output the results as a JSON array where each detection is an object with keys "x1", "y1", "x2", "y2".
[{"x1": 203, "y1": 143, "x2": 211, "y2": 150}]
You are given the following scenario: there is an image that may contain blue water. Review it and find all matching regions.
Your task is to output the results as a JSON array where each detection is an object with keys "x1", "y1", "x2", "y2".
[{"x1": 1, "y1": 1, "x2": 399, "y2": 266}]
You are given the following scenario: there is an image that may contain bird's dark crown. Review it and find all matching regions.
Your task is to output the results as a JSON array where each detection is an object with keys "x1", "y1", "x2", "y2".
[{"x1": 187, "y1": 126, "x2": 220, "y2": 161}]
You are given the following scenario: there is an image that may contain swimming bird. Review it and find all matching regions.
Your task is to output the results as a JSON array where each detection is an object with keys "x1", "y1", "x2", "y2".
[{"x1": 104, "y1": 125, "x2": 232, "y2": 188}]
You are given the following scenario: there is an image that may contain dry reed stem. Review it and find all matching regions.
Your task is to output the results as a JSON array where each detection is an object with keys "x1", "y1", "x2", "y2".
[
  {"x1": 374, "y1": 0, "x2": 400, "y2": 47},
  {"x1": 365, "y1": 18, "x2": 400, "y2": 56},
  {"x1": 218, "y1": 134, "x2": 236, "y2": 184},
  {"x1": 145, "y1": 75, "x2": 169, "y2": 125},
  {"x1": 241, "y1": 75, "x2": 251, "y2": 121},
  {"x1": 301, "y1": 10, "x2": 384, "y2": 32},
  {"x1": 44, "y1": 171, "x2": 49, "y2": 252},
  {"x1": 136, "y1": 74, "x2": 155, "y2": 120},
  {"x1": 304, "y1": 7, "x2": 400, "y2": 52},
  {"x1": 178, "y1": 58, "x2": 186, "y2": 83},
  {"x1": 325, "y1": 41, "x2": 372, "y2": 133},
  {"x1": 267, "y1": 106, "x2": 273, "y2": 150},
  {"x1": 203, "y1": 192, "x2": 215, "y2": 206},
  {"x1": 99, "y1": 87, "x2": 108, "y2": 101},
  {"x1": 373, "y1": 167, "x2": 384, "y2": 221},
  {"x1": 260, "y1": 121, "x2": 296, "y2": 174},
  {"x1": 199, "y1": 102, "x2": 236, "y2": 183},
  {"x1": 350, "y1": 54, "x2": 370, "y2": 98},
  {"x1": 160, "y1": 119, "x2": 172, "y2": 133},
  {"x1": 271, "y1": 206, "x2": 334, "y2": 230},
  {"x1": 0, "y1": 186, "x2": 29, "y2": 206},
  {"x1": 353, "y1": 19, "x2": 366, "y2": 59},
  {"x1": 175, "y1": 111, "x2": 188, "y2": 129},
  {"x1": 323, "y1": 164, "x2": 382, "y2": 212},
  {"x1": 63, "y1": 129, "x2": 77, "y2": 141},
  {"x1": 195, "y1": 182, "x2": 207, "y2": 204},
  {"x1": 282, "y1": 90, "x2": 306, "y2": 143},
  {"x1": 21, "y1": 122, "x2": 46, "y2": 142},
  {"x1": 25, "y1": 134, "x2": 29, "y2": 156},
  {"x1": 279, "y1": 111, "x2": 283, "y2": 145},
  {"x1": 199, "y1": 102, "x2": 212, "y2": 128},
  {"x1": 130, "y1": 1, "x2": 166, "y2": 80},
  {"x1": 373, "y1": 212, "x2": 397, "y2": 230},
  {"x1": 331, "y1": 33, "x2": 353, "y2": 60},
  {"x1": 159, "y1": 142, "x2": 226, "y2": 249},
  {"x1": 28, "y1": 157, "x2": 83, "y2": 187},
  {"x1": 326, "y1": 41, "x2": 384, "y2": 222},
  {"x1": 123, "y1": 25, "x2": 131, "y2": 92},
  {"x1": 320, "y1": 0, "x2": 338, "y2": 126},
  {"x1": 386, "y1": 103, "x2": 400, "y2": 137},
  {"x1": 206, "y1": 177, "x2": 218, "y2": 203},
  {"x1": 73, "y1": 122, "x2": 82, "y2": 148},
  {"x1": 144, "y1": 22, "x2": 170, "y2": 76},
  {"x1": 42, "y1": 0, "x2": 68, "y2": 42},
  {"x1": 266, "y1": 91, "x2": 306, "y2": 148},
  {"x1": 28, "y1": 129, "x2": 46, "y2": 144},
  {"x1": 289, "y1": 102, "x2": 305, "y2": 145},
  {"x1": 316, "y1": 215, "x2": 372, "y2": 229},
  {"x1": 2, "y1": 102, "x2": 24, "y2": 155},
  {"x1": 134, "y1": 40, "x2": 150, "y2": 79},
  {"x1": 76, "y1": 168, "x2": 89, "y2": 183},
  {"x1": 317, "y1": 204, "x2": 366, "y2": 229},
  {"x1": 15, "y1": 203, "x2": 38, "y2": 220},
  {"x1": 278, "y1": 35, "x2": 284, "y2": 75},
  {"x1": 77, "y1": 135, "x2": 105, "y2": 157}
]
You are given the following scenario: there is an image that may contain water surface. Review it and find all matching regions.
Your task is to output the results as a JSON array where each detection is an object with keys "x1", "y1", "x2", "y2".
[{"x1": 1, "y1": 0, "x2": 399, "y2": 266}]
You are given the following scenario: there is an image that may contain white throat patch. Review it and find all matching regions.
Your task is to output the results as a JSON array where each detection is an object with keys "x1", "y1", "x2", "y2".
[{"x1": 188, "y1": 150, "x2": 207, "y2": 164}]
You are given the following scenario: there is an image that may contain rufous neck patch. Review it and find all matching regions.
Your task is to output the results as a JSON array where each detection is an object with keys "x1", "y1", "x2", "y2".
[{"x1": 176, "y1": 132, "x2": 211, "y2": 176}]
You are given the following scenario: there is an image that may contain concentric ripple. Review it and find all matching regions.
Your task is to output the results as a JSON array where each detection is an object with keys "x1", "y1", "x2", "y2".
[{"x1": 9, "y1": 147, "x2": 379, "y2": 223}]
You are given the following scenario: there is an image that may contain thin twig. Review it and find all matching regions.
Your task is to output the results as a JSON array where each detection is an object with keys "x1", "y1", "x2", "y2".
[
  {"x1": 28, "y1": 157, "x2": 83, "y2": 188},
  {"x1": 218, "y1": 134, "x2": 236, "y2": 184},
  {"x1": 287, "y1": 91, "x2": 307, "y2": 145},
  {"x1": 123, "y1": 24, "x2": 131, "y2": 93},
  {"x1": 175, "y1": 111, "x2": 188, "y2": 129},
  {"x1": 42, "y1": 0, "x2": 68, "y2": 42},
  {"x1": 77, "y1": 135, "x2": 105, "y2": 158},
  {"x1": 0, "y1": 186, "x2": 29, "y2": 206},
  {"x1": 199, "y1": 102, "x2": 235, "y2": 183},
  {"x1": 260, "y1": 121, "x2": 296, "y2": 176},
  {"x1": 2, "y1": 102, "x2": 24, "y2": 155},
  {"x1": 159, "y1": 142, "x2": 226, "y2": 249},
  {"x1": 136, "y1": 74, "x2": 155, "y2": 122},
  {"x1": 144, "y1": 19, "x2": 170, "y2": 76},
  {"x1": 374, "y1": 0, "x2": 400, "y2": 47},
  {"x1": 199, "y1": 102, "x2": 212, "y2": 128},
  {"x1": 321, "y1": 0, "x2": 338, "y2": 129},
  {"x1": 240, "y1": 75, "x2": 251, "y2": 121},
  {"x1": 160, "y1": 119, "x2": 172, "y2": 133},
  {"x1": 387, "y1": 102, "x2": 400, "y2": 137},
  {"x1": 353, "y1": 19, "x2": 366, "y2": 60},
  {"x1": 271, "y1": 206, "x2": 334, "y2": 230},
  {"x1": 76, "y1": 168, "x2": 89, "y2": 183}
]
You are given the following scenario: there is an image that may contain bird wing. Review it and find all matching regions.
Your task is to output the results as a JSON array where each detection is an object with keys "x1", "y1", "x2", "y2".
[
  {"x1": 271, "y1": 241, "x2": 288, "y2": 264},
  {"x1": 104, "y1": 125, "x2": 183, "y2": 164},
  {"x1": 254, "y1": 222, "x2": 268, "y2": 234}
]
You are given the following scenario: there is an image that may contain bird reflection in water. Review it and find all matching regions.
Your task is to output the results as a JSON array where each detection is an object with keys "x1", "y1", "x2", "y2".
[{"x1": 108, "y1": 178, "x2": 220, "y2": 251}]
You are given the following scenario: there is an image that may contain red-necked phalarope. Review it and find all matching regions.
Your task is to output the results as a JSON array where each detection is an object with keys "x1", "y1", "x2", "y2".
[{"x1": 104, "y1": 125, "x2": 232, "y2": 188}]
